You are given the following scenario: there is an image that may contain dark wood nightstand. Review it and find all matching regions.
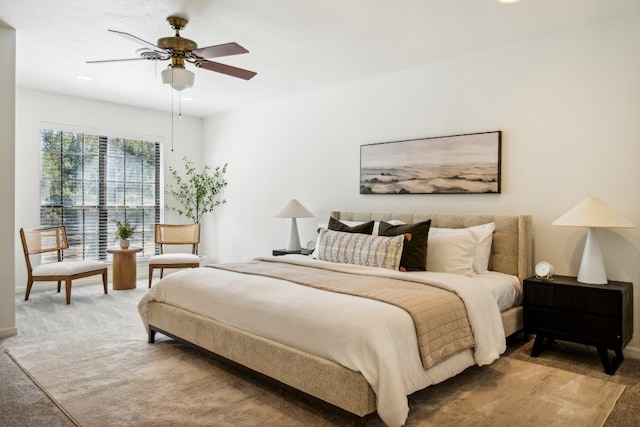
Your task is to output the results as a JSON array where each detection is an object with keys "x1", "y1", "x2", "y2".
[
  {"x1": 272, "y1": 249, "x2": 313, "y2": 256},
  {"x1": 523, "y1": 275, "x2": 633, "y2": 375}
]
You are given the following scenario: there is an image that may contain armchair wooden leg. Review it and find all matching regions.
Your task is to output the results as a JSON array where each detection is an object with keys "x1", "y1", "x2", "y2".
[
  {"x1": 160, "y1": 268, "x2": 164, "y2": 279},
  {"x1": 25, "y1": 278, "x2": 34, "y2": 301},
  {"x1": 57, "y1": 281, "x2": 62, "y2": 293},
  {"x1": 65, "y1": 279, "x2": 72, "y2": 305},
  {"x1": 102, "y1": 270, "x2": 108, "y2": 294},
  {"x1": 148, "y1": 265, "x2": 153, "y2": 288}
]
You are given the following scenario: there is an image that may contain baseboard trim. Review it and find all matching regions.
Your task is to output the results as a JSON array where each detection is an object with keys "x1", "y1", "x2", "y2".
[
  {"x1": 0, "y1": 326, "x2": 18, "y2": 339},
  {"x1": 624, "y1": 345, "x2": 640, "y2": 360}
]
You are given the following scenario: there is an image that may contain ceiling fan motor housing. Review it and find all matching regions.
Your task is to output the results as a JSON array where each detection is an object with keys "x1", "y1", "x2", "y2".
[{"x1": 157, "y1": 36, "x2": 198, "y2": 54}]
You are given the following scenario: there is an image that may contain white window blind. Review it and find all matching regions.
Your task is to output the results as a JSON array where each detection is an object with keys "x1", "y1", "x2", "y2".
[{"x1": 40, "y1": 129, "x2": 160, "y2": 261}]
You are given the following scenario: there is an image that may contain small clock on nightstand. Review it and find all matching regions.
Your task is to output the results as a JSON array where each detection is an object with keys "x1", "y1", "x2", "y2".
[{"x1": 534, "y1": 261, "x2": 554, "y2": 280}]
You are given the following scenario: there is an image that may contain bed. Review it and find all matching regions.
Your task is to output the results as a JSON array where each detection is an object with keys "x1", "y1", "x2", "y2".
[{"x1": 138, "y1": 211, "x2": 532, "y2": 427}]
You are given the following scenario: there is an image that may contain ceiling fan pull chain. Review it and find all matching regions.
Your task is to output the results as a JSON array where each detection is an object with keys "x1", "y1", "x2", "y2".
[{"x1": 171, "y1": 70, "x2": 174, "y2": 152}]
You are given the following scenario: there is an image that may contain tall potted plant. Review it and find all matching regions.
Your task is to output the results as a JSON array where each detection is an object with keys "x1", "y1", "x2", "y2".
[{"x1": 166, "y1": 157, "x2": 228, "y2": 224}]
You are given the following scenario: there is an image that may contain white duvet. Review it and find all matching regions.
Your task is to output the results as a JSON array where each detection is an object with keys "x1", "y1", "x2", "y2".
[{"x1": 138, "y1": 255, "x2": 519, "y2": 427}]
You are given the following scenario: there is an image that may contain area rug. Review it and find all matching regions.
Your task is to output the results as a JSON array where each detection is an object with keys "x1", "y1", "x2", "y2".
[{"x1": 6, "y1": 334, "x2": 625, "y2": 427}]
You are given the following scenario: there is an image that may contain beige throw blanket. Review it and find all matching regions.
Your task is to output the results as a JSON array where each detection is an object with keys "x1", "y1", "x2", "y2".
[{"x1": 209, "y1": 260, "x2": 474, "y2": 369}]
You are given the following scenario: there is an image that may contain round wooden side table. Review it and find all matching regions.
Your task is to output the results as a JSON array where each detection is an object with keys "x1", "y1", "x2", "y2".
[{"x1": 106, "y1": 247, "x2": 143, "y2": 290}]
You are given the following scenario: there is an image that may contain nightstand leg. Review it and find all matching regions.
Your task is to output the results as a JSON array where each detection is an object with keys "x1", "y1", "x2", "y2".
[
  {"x1": 530, "y1": 335, "x2": 554, "y2": 357},
  {"x1": 597, "y1": 346, "x2": 623, "y2": 375},
  {"x1": 531, "y1": 335, "x2": 545, "y2": 357}
]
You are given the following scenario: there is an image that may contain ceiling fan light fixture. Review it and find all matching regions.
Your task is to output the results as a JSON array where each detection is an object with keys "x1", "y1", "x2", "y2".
[{"x1": 161, "y1": 67, "x2": 194, "y2": 91}]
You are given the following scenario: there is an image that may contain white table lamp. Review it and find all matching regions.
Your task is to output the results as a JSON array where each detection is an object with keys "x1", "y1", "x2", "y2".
[
  {"x1": 552, "y1": 196, "x2": 635, "y2": 284},
  {"x1": 274, "y1": 199, "x2": 314, "y2": 251}
]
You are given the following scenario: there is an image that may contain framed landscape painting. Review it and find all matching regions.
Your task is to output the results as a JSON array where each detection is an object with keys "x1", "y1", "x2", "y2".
[{"x1": 360, "y1": 131, "x2": 501, "y2": 194}]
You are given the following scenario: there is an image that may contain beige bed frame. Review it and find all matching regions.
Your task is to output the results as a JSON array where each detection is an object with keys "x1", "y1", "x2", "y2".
[{"x1": 147, "y1": 211, "x2": 532, "y2": 426}]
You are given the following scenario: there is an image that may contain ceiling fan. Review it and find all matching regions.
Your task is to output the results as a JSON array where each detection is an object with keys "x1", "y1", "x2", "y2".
[{"x1": 87, "y1": 16, "x2": 256, "y2": 90}]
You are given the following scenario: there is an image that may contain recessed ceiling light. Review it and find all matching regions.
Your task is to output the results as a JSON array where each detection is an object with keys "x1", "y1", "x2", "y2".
[
  {"x1": 76, "y1": 75, "x2": 93, "y2": 81},
  {"x1": 498, "y1": 0, "x2": 520, "y2": 4}
]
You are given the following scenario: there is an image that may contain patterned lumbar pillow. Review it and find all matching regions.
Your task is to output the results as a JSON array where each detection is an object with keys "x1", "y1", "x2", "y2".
[{"x1": 317, "y1": 228, "x2": 405, "y2": 270}]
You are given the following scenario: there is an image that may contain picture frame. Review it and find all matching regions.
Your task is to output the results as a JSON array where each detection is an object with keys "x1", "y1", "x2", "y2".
[{"x1": 360, "y1": 131, "x2": 501, "y2": 194}]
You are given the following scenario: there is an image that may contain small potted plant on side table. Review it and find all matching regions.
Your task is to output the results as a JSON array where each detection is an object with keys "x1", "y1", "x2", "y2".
[{"x1": 115, "y1": 220, "x2": 136, "y2": 249}]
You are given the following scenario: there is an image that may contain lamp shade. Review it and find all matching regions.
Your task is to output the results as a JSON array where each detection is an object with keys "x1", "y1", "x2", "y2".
[
  {"x1": 552, "y1": 196, "x2": 635, "y2": 228},
  {"x1": 274, "y1": 199, "x2": 314, "y2": 219},
  {"x1": 161, "y1": 67, "x2": 195, "y2": 91}
]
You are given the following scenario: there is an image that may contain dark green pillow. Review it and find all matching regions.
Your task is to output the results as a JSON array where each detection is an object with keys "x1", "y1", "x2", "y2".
[
  {"x1": 328, "y1": 217, "x2": 375, "y2": 234},
  {"x1": 378, "y1": 220, "x2": 431, "y2": 271}
]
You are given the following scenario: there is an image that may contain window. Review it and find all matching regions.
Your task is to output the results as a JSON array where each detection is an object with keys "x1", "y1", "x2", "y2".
[{"x1": 40, "y1": 129, "x2": 160, "y2": 261}]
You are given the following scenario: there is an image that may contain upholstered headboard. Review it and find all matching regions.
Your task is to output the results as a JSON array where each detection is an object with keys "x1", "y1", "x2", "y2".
[{"x1": 331, "y1": 211, "x2": 533, "y2": 284}]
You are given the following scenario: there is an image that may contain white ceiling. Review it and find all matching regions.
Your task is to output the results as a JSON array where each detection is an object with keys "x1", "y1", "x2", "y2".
[{"x1": 1, "y1": 0, "x2": 638, "y2": 117}]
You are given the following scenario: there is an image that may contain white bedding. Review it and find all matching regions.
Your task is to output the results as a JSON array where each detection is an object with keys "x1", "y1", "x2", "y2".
[
  {"x1": 138, "y1": 255, "x2": 519, "y2": 427},
  {"x1": 470, "y1": 270, "x2": 522, "y2": 311}
]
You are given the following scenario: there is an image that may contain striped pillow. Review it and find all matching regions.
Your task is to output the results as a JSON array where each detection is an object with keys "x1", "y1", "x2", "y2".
[{"x1": 317, "y1": 228, "x2": 405, "y2": 270}]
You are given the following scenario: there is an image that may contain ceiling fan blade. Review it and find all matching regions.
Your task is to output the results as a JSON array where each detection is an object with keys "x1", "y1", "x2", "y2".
[
  {"x1": 197, "y1": 60, "x2": 257, "y2": 80},
  {"x1": 86, "y1": 57, "x2": 150, "y2": 64},
  {"x1": 108, "y1": 29, "x2": 164, "y2": 52},
  {"x1": 192, "y1": 42, "x2": 249, "y2": 59}
]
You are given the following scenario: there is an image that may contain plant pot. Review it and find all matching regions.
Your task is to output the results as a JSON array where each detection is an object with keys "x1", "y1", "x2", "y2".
[{"x1": 119, "y1": 239, "x2": 130, "y2": 249}]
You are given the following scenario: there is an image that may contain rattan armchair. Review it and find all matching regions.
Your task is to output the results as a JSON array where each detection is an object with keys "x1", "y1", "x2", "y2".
[
  {"x1": 148, "y1": 223, "x2": 201, "y2": 288},
  {"x1": 20, "y1": 226, "x2": 108, "y2": 304}
]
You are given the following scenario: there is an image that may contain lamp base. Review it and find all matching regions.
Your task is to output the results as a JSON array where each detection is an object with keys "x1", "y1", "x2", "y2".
[
  {"x1": 577, "y1": 227, "x2": 608, "y2": 285},
  {"x1": 286, "y1": 218, "x2": 302, "y2": 251}
]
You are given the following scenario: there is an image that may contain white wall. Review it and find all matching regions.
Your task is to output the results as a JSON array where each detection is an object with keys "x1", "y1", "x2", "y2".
[
  {"x1": 14, "y1": 88, "x2": 204, "y2": 288},
  {"x1": 0, "y1": 23, "x2": 16, "y2": 338},
  {"x1": 203, "y1": 15, "x2": 640, "y2": 354}
]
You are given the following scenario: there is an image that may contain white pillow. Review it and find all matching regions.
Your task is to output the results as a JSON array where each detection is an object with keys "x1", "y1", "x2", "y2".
[
  {"x1": 426, "y1": 228, "x2": 477, "y2": 276},
  {"x1": 467, "y1": 222, "x2": 495, "y2": 273},
  {"x1": 429, "y1": 222, "x2": 495, "y2": 274},
  {"x1": 317, "y1": 228, "x2": 405, "y2": 270}
]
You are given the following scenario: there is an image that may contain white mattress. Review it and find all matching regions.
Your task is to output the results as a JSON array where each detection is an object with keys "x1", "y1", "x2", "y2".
[{"x1": 138, "y1": 256, "x2": 518, "y2": 427}]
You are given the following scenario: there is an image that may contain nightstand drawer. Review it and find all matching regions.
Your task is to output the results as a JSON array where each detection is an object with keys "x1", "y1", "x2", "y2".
[
  {"x1": 555, "y1": 286, "x2": 621, "y2": 317},
  {"x1": 555, "y1": 310, "x2": 622, "y2": 344},
  {"x1": 525, "y1": 306, "x2": 621, "y2": 343},
  {"x1": 525, "y1": 281, "x2": 621, "y2": 317}
]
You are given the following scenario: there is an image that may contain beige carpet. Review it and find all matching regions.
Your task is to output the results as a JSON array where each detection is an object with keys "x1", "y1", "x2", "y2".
[{"x1": 6, "y1": 333, "x2": 625, "y2": 427}]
